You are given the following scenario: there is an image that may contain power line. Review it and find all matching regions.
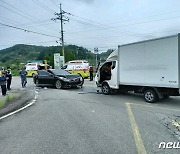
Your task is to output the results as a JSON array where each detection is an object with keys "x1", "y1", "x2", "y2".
[
  {"x1": 0, "y1": 16, "x2": 58, "y2": 29},
  {"x1": 31, "y1": 0, "x2": 54, "y2": 13},
  {"x1": 0, "y1": 16, "x2": 59, "y2": 38},
  {"x1": 68, "y1": 14, "x2": 148, "y2": 37},
  {"x1": 0, "y1": 0, "x2": 59, "y2": 32},
  {"x1": 50, "y1": 0, "x2": 59, "y2": 8},
  {"x1": 69, "y1": 12, "x2": 180, "y2": 37},
  {"x1": 111, "y1": 9, "x2": 180, "y2": 25},
  {"x1": 0, "y1": 4, "x2": 34, "y2": 21},
  {"x1": 115, "y1": 15, "x2": 180, "y2": 28},
  {"x1": 0, "y1": 22, "x2": 59, "y2": 38},
  {"x1": 51, "y1": 4, "x2": 70, "y2": 64},
  {"x1": 69, "y1": 17, "x2": 145, "y2": 37}
]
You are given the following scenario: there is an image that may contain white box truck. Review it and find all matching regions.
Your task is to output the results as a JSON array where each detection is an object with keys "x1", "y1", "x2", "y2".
[{"x1": 95, "y1": 34, "x2": 180, "y2": 103}]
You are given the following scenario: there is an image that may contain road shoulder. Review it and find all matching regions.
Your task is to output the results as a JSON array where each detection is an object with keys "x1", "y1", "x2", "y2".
[{"x1": 0, "y1": 88, "x2": 35, "y2": 117}]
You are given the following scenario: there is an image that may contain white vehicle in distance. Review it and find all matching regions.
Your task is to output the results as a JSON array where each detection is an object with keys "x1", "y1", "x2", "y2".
[{"x1": 62, "y1": 60, "x2": 90, "y2": 78}]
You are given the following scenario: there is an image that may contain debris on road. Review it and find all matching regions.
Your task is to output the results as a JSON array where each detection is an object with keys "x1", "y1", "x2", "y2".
[{"x1": 161, "y1": 115, "x2": 180, "y2": 140}]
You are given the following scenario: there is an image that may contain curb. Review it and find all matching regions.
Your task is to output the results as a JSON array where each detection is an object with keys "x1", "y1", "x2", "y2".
[{"x1": 0, "y1": 88, "x2": 36, "y2": 118}]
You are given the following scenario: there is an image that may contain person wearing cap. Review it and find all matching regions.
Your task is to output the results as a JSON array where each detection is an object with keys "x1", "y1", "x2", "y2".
[
  {"x1": 0, "y1": 72, "x2": 7, "y2": 96},
  {"x1": 6, "y1": 67, "x2": 12, "y2": 90},
  {"x1": 19, "y1": 67, "x2": 27, "y2": 88}
]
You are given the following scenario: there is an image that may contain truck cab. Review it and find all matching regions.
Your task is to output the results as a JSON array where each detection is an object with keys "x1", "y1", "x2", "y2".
[{"x1": 95, "y1": 49, "x2": 119, "y2": 94}]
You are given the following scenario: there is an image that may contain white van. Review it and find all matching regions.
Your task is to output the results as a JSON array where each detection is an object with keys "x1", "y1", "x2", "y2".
[{"x1": 62, "y1": 60, "x2": 90, "y2": 78}]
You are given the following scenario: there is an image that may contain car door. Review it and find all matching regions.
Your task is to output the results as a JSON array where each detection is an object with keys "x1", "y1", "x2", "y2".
[{"x1": 38, "y1": 70, "x2": 54, "y2": 85}]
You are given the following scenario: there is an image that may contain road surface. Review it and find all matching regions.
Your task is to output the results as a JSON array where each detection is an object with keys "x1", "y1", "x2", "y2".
[{"x1": 0, "y1": 78, "x2": 179, "y2": 154}]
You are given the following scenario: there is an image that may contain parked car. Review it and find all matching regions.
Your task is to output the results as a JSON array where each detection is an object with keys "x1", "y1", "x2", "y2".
[{"x1": 33, "y1": 69, "x2": 84, "y2": 89}]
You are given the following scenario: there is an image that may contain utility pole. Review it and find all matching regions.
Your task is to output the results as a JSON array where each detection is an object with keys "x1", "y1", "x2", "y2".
[{"x1": 52, "y1": 4, "x2": 70, "y2": 65}]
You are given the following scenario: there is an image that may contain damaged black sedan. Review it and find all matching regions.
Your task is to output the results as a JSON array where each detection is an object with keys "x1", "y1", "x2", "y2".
[{"x1": 33, "y1": 69, "x2": 84, "y2": 89}]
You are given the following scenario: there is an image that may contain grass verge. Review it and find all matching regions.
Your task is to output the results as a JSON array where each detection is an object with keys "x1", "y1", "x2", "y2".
[
  {"x1": 0, "y1": 100, "x2": 5, "y2": 108},
  {"x1": 0, "y1": 94, "x2": 17, "y2": 109}
]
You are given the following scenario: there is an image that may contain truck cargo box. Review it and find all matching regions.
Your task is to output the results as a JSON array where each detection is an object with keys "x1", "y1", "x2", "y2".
[{"x1": 118, "y1": 34, "x2": 180, "y2": 88}]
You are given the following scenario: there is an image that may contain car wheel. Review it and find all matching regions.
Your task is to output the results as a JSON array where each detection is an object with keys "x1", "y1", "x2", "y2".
[
  {"x1": 101, "y1": 82, "x2": 111, "y2": 95},
  {"x1": 55, "y1": 80, "x2": 62, "y2": 89},
  {"x1": 35, "y1": 79, "x2": 39, "y2": 87},
  {"x1": 78, "y1": 77, "x2": 84, "y2": 87},
  {"x1": 144, "y1": 89, "x2": 158, "y2": 103},
  {"x1": 78, "y1": 73, "x2": 82, "y2": 77}
]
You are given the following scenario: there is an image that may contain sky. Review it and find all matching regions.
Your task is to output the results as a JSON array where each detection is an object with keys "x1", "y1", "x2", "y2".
[{"x1": 1, "y1": 0, "x2": 180, "y2": 53}]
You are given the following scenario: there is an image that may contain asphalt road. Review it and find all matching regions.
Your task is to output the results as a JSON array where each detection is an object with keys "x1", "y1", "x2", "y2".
[{"x1": 0, "y1": 78, "x2": 179, "y2": 154}]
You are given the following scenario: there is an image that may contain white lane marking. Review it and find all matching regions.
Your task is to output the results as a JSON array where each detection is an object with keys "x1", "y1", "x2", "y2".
[{"x1": 0, "y1": 88, "x2": 38, "y2": 121}]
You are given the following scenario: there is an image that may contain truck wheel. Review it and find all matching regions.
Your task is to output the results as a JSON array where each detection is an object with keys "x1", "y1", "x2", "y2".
[
  {"x1": 55, "y1": 80, "x2": 62, "y2": 89},
  {"x1": 144, "y1": 89, "x2": 158, "y2": 103},
  {"x1": 101, "y1": 82, "x2": 111, "y2": 95}
]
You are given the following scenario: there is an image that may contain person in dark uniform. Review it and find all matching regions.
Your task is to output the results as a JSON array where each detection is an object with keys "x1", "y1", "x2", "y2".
[
  {"x1": 89, "y1": 66, "x2": 94, "y2": 81},
  {"x1": 0, "y1": 72, "x2": 7, "y2": 96},
  {"x1": 6, "y1": 67, "x2": 12, "y2": 90}
]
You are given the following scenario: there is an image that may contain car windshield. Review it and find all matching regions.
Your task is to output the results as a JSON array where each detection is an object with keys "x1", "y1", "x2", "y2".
[{"x1": 50, "y1": 69, "x2": 71, "y2": 75}]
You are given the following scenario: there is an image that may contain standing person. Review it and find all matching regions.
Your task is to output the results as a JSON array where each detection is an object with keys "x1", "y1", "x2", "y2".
[
  {"x1": 19, "y1": 67, "x2": 27, "y2": 88},
  {"x1": 0, "y1": 72, "x2": 7, "y2": 96},
  {"x1": 89, "y1": 66, "x2": 94, "y2": 81},
  {"x1": 0, "y1": 67, "x2": 5, "y2": 76},
  {"x1": 6, "y1": 67, "x2": 12, "y2": 90}
]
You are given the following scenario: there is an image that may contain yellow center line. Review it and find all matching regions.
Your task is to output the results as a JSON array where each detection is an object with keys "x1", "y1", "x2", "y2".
[
  {"x1": 128, "y1": 102, "x2": 180, "y2": 112},
  {"x1": 126, "y1": 103, "x2": 147, "y2": 154}
]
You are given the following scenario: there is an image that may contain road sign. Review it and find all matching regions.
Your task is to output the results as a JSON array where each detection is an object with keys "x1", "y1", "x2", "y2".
[
  {"x1": 60, "y1": 56, "x2": 64, "y2": 67},
  {"x1": 54, "y1": 53, "x2": 60, "y2": 69},
  {"x1": 94, "y1": 48, "x2": 98, "y2": 54}
]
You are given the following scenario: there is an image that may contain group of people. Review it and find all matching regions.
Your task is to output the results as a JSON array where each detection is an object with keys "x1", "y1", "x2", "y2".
[
  {"x1": 0, "y1": 67, "x2": 12, "y2": 96},
  {"x1": 0, "y1": 67, "x2": 28, "y2": 96}
]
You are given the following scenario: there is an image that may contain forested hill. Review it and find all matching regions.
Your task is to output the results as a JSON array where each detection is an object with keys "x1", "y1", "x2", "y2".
[
  {"x1": 0, "y1": 44, "x2": 115, "y2": 68},
  {"x1": 0, "y1": 44, "x2": 95, "y2": 66}
]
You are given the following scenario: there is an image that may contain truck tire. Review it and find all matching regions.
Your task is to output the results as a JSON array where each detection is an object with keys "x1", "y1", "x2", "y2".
[
  {"x1": 55, "y1": 80, "x2": 62, "y2": 89},
  {"x1": 144, "y1": 89, "x2": 158, "y2": 103},
  {"x1": 101, "y1": 82, "x2": 111, "y2": 95}
]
